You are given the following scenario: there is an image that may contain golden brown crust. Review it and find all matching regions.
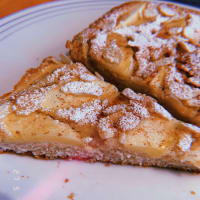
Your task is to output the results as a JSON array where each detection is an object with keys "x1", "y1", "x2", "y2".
[
  {"x1": 0, "y1": 57, "x2": 63, "y2": 104},
  {"x1": 13, "y1": 57, "x2": 62, "y2": 92},
  {"x1": 67, "y1": 1, "x2": 200, "y2": 127},
  {"x1": 1, "y1": 56, "x2": 200, "y2": 171}
]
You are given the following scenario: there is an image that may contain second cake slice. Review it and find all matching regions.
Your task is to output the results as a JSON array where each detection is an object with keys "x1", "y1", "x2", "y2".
[{"x1": 67, "y1": 1, "x2": 200, "y2": 127}]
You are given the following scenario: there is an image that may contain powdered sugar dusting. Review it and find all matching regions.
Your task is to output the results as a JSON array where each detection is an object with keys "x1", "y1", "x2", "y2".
[
  {"x1": 102, "y1": 99, "x2": 109, "y2": 108},
  {"x1": 98, "y1": 117, "x2": 116, "y2": 139},
  {"x1": 118, "y1": 112, "x2": 140, "y2": 131},
  {"x1": 1, "y1": 59, "x2": 110, "y2": 121},
  {"x1": 182, "y1": 123, "x2": 200, "y2": 133},
  {"x1": 115, "y1": 15, "x2": 168, "y2": 49},
  {"x1": 0, "y1": 121, "x2": 11, "y2": 136},
  {"x1": 166, "y1": 67, "x2": 200, "y2": 100},
  {"x1": 61, "y1": 81, "x2": 103, "y2": 96},
  {"x1": 178, "y1": 134, "x2": 193, "y2": 152},
  {"x1": 0, "y1": 102, "x2": 10, "y2": 119},
  {"x1": 0, "y1": 102, "x2": 11, "y2": 136},
  {"x1": 46, "y1": 65, "x2": 67, "y2": 83},
  {"x1": 59, "y1": 72, "x2": 73, "y2": 82},
  {"x1": 168, "y1": 81, "x2": 198, "y2": 100},
  {"x1": 75, "y1": 63, "x2": 97, "y2": 81},
  {"x1": 103, "y1": 104, "x2": 127, "y2": 115},
  {"x1": 80, "y1": 73, "x2": 97, "y2": 81},
  {"x1": 15, "y1": 85, "x2": 56, "y2": 115},
  {"x1": 128, "y1": 32, "x2": 167, "y2": 49},
  {"x1": 183, "y1": 14, "x2": 200, "y2": 45},
  {"x1": 0, "y1": 103, "x2": 12, "y2": 136},
  {"x1": 130, "y1": 101, "x2": 150, "y2": 118},
  {"x1": 153, "y1": 102, "x2": 172, "y2": 119},
  {"x1": 158, "y1": 4, "x2": 176, "y2": 17},
  {"x1": 122, "y1": 88, "x2": 144, "y2": 101},
  {"x1": 104, "y1": 40, "x2": 123, "y2": 64},
  {"x1": 119, "y1": 132, "x2": 127, "y2": 144},
  {"x1": 82, "y1": 137, "x2": 93, "y2": 143},
  {"x1": 92, "y1": 33, "x2": 107, "y2": 49},
  {"x1": 57, "y1": 100, "x2": 102, "y2": 125},
  {"x1": 73, "y1": 1, "x2": 200, "y2": 127},
  {"x1": 46, "y1": 62, "x2": 97, "y2": 83},
  {"x1": 16, "y1": 90, "x2": 43, "y2": 115}
]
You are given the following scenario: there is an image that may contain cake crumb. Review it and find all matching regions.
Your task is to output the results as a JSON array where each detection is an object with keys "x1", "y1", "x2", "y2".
[
  {"x1": 190, "y1": 191, "x2": 196, "y2": 195},
  {"x1": 67, "y1": 192, "x2": 75, "y2": 200},
  {"x1": 64, "y1": 178, "x2": 69, "y2": 183},
  {"x1": 104, "y1": 163, "x2": 111, "y2": 167}
]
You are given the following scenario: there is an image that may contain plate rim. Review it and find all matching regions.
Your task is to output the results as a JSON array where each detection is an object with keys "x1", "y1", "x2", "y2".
[
  {"x1": 0, "y1": 0, "x2": 126, "y2": 41},
  {"x1": 0, "y1": 0, "x2": 200, "y2": 199},
  {"x1": 0, "y1": 0, "x2": 122, "y2": 26},
  {"x1": 1, "y1": 0, "x2": 199, "y2": 28}
]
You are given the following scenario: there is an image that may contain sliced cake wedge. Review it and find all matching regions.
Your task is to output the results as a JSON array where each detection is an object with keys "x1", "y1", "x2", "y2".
[{"x1": 0, "y1": 57, "x2": 200, "y2": 171}]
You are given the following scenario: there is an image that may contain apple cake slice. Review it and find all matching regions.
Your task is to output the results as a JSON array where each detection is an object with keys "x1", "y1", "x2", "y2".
[
  {"x1": 0, "y1": 56, "x2": 200, "y2": 171},
  {"x1": 67, "y1": 1, "x2": 200, "y2": 127}
]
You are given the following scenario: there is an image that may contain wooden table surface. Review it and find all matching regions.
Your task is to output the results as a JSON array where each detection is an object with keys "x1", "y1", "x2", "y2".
[{"x1": 0, "y1": 0, "x2": 55, "y2": 18}]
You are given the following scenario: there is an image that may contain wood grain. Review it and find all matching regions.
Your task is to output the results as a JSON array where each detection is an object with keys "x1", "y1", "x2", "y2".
[{"x1": 0, "y1": 0, "x2": 55, "y2": 18}]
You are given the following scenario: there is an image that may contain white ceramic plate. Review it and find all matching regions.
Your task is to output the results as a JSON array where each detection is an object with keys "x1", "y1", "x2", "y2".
[{"x1": 0, "y1": 1, "x2": 200, "y2": 200}]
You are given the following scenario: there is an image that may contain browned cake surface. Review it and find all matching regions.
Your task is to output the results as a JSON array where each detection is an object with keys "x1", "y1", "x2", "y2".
[
  {"x1": 1, "y1": 57, "x2": 200, "y2": 171},
  {"x1": 67, "y1": 1, "x2": 200, "y2": 127}
]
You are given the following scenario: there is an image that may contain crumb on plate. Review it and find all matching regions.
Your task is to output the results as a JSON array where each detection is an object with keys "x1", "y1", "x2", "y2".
[
  {"x1": 104, "y1": 163, "x2": 111, "y2": 167},
  {"x1": 67, "y1": 192, "x2": 75, "y2": 200},
  {"x1": 64, "y1": 178, "x2": 69, "y2": 183}
]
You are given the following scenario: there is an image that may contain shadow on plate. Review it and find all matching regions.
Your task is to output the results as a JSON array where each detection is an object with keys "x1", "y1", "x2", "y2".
[
  {"x1": 0, "y1": 192, "x2": 13, "y2": 200},
  {"x1": 151, "y1": 166, "x2": 200, "y2": 177}
]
